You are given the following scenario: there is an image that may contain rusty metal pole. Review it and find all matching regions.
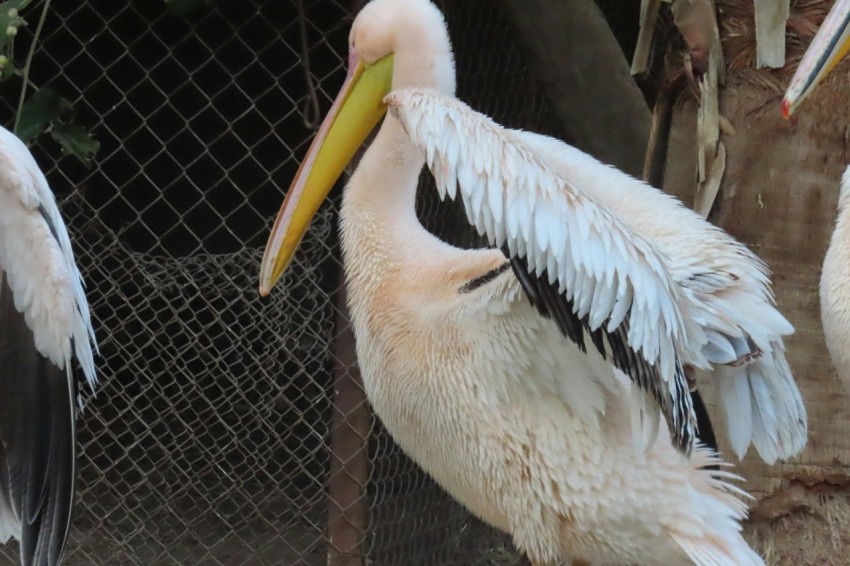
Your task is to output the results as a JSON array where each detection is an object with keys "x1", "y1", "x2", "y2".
[
  {"x1": 326, "y1": 5, "x2": 371, "y2": 559},
  {"x1": 327, "y1": 273, "x2": 371, "y2": 566}
]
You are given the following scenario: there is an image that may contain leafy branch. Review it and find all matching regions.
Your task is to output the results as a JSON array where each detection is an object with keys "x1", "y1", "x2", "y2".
[{"x1": 1, "y1": 0, "x2": 99, "y2": 165}]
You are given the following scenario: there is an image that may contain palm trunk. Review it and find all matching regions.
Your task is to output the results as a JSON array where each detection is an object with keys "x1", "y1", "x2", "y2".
[{"x1": 662, "y1": 0, "x2": 850, "y2": 514}]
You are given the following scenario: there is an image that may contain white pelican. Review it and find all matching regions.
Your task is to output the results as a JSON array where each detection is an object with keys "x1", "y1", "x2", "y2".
[
  {"x1": 820, "y1": 165, "x2": 850, "y2": 397},
  {"x1": 782, "y1": 0, "x2": 850, "y2": 397},
  {"x1": 260, "y1": 0, "x2": 806, "y2": 563},
  {"x1": 0, "y1": 125, "x2": 97, "y2": 565}
]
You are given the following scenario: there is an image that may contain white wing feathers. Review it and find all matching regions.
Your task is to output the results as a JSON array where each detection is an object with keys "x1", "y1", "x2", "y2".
[
  {"x1": 0, "y1": 126, "x2": 97, "y2": 391},
  {"x1": 510, "y1": 130, "x2": 806, "y2": 463},
  {"x1": 513, "y1": 130, "x2": 789, "y2": 362},
  {"x1": 386, "y1": 88, "x2": 698, "y2": 451},
  {"x1": 388, "y1": 89, "x2": 688, "y2": 371}
]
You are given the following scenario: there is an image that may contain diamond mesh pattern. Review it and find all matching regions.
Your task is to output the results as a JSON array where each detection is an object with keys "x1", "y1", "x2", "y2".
[{"x1": 0, "y1": 0, "x2": 578, "y2": 564}]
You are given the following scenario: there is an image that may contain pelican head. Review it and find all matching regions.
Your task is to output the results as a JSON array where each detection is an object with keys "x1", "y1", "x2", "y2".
[
  {"x1": 782, "y1": 0, "x2": 850, "y2": 119},
  {"x1": 258, "y1": 0, "x2": 455, "y2": 295}
]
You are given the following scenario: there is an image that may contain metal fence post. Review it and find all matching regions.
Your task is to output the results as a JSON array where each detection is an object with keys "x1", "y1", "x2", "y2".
[{"x1": 327, "y1": 274, "x2": 370, "y2": 566}]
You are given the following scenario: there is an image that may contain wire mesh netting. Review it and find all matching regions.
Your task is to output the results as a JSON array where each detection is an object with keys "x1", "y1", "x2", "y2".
[{"x1": 0, "y1": 0, "x2": 605, "y2": 564}]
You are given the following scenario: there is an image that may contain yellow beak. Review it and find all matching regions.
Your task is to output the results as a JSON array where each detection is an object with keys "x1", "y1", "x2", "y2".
[
  {"x1": 258, "y1": 52, "x2": 394, "y2": 296},
  {"x1": 782, "y1": 0, "x2": 850, "y2": 118}
]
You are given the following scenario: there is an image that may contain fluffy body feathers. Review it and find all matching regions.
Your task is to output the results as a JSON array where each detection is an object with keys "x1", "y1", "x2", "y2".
[{"x1": 820, "y1": 165, "x2": 850, "y2": 397}]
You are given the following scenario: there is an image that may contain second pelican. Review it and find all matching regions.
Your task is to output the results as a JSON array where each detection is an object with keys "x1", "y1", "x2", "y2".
[{"x1": 783, "y1": 0, "x2": 850, "y2": 397}]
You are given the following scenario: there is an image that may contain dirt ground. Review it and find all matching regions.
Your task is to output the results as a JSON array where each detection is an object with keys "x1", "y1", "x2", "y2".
[
  {"x1": 2, "y1": 493, "x2": 846, "y2": 565},
  {"x1": 744, "y1": 492, "x2": 850, "y2": 566},
  {"x1": 459, "y1": 491, "x2": 850, "y2": 566}
]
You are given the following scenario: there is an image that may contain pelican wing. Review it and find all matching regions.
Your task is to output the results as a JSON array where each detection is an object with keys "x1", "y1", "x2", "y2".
[
  {"x1": 0, "y1": 271, "x2": 76, "y2": 566},
  {"x1": 386, "y1": 88, "x2": 696, "y2": 453},
  {"x1": 508, "y1": 129, "x2": 807, "y2": 464},
  {"x1": 0, "y1": 125, "x2": 97, "y2": 565}
]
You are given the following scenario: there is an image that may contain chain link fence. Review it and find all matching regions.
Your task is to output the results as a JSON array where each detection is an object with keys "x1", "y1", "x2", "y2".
[{"x1": 0, "y1": 0, "x2": 624, "y2": 564}]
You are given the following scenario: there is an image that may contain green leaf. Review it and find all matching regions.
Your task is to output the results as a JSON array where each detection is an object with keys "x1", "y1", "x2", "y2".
[
  {"x1": 16, "y1": 87, "x2": 72, "y2": 143},
  {"x1": 164, "y1": 0, "x2": 207, "y2": 17},
  {"x1": 0, "y1": 0, "x2": 31, "y2": 50},
  {"x1": 51, "y1": 123, "x2": 100, "y2": 166},
  {"x1": 16, "y1": 87, "x2": 100, "y2": 166},
  {"x1": 0, "y1": 55, "x2": 14, "y2": 81}
]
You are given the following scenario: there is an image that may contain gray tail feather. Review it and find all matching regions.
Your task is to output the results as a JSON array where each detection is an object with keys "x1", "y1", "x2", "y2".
[{"x1": 717, "y1": 347, "x2": 807, "y2": 464}]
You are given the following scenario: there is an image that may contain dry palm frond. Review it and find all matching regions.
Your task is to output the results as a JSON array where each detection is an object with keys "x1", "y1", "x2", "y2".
[
  {"x1": 719, "y1": 0, "x2": 831, "y2": 89},
  {"x1": 753, "y1": 0, "x2": 789, "y2": 68}
]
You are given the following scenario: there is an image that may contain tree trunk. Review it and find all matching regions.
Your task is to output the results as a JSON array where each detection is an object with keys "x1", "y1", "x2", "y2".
[
  {"x1": 497, "y1": 0, "x2": 651, "y2": 176},
  {"x1": 661, "y1": 1, "x2": 850, "y2": 550}
]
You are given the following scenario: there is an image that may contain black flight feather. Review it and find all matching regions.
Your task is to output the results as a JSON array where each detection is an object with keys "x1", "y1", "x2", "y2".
[
  {"x1": 458, "y1": 262, "x2": 512, "y2": 294},
  {"x1": 501, "y1": 246, "x2": 695, "y2": 454}
]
